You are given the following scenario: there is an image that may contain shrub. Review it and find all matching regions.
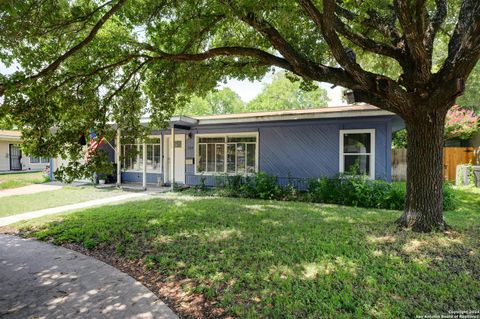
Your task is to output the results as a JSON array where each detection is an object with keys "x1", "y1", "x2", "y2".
[
  {"x1": 307, "y1": 176, "x2": 456, "y2": 211},
  {"x1": 443, "y1": 183, "x2": 457, "y2": 211},
  {"x1": 211, "y1": 172, "x2": 457, "y2": 211},
  {"x1": 252, "y1": 172, "x2": 281, "y2": 200}
]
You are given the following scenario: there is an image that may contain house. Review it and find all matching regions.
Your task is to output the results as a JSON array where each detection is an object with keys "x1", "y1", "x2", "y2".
[
  {"x1": 0, "y1": 130, "x2": 51, "y2": 172},
  {"x1": 98, "y1": 105, "x2": 403, "y2": 189}
]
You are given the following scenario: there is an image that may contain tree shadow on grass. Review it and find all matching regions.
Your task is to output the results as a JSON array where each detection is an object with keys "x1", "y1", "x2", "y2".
[{"x1": 13, "y1": 195, "x2": 480, "y2": 318}]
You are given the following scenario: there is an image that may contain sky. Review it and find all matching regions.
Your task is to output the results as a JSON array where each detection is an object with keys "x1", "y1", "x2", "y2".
[{"x1": 0, "y1": 63, "x2": 345, "y2": 106}]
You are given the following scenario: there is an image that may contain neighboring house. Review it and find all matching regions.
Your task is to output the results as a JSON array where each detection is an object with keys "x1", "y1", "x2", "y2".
[
  {"x1": 95, "y1": 105, "x2": 403, "y2": 188},
  {"x1": 0, "y1": 130, "x2": 50, "y2": 172}
]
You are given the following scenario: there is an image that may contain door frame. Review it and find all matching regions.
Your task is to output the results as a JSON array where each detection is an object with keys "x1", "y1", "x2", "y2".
[
  {"x1": 9, "y1": 144, "x2": 22, "y2": 171},
  {"x1": 164, "y1": 134, "x2": 186, "y2": 184}
]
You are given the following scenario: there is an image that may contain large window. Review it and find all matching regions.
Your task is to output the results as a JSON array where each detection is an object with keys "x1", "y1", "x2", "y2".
[
  {"x1": 339, "y1": 129, "x2": 375, "y2": 179},
  {"x1": 122, "y1": 137, "x2": 161, "y2": 172},
  {"x1": 30, "y1": 156, "x2": 49, "y2": 164},
  {"x1": 196, "y1": 134, "x2": 258, "y2": 175}
]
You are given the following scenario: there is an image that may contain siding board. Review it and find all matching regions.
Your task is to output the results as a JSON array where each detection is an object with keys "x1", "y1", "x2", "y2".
[{"x1": 122, "y1": 115, "x2": 397, "y2": 186}]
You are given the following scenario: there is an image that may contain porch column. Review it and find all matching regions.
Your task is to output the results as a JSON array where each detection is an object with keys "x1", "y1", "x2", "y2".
[
  {"x1": 171, "y1": 126, "x2": 175, "y2": 189},
  {"x1": 116, "y1": 128, "x2": 121, "y2": 187},
  {"x1": 142, "y1": 141, "x2": 147, "y2": 190},
  {"x1": 162, "y1": 132, "x2": 166, "y2": 185}
]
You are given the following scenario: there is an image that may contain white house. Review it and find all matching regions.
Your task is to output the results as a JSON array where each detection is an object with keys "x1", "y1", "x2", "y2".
[{"x1": 0, "y1": 130, "x2": 50, "y2": 172}]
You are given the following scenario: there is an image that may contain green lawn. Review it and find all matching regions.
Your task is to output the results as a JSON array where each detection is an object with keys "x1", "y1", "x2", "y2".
[
  {"x1": 0, "y1": 171, "x2": 47, "y2": 190},
  {"x1": 0, "y1": 186, "x2": 124, "y2": 217},
  {"x1": 3, "y1": 187, "x2": 480, "y2": 318}
]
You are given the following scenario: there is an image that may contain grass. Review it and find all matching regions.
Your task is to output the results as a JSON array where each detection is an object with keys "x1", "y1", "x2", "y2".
[
  {"x1": 0, "y1": 171, "x2": 48, "y2": 190},
  {"x1": 0, "y1": 186, "x2": 124, "y2": 217},
  {"x1": 3, "y1": 187, "x2": 480, "y2": 318}
]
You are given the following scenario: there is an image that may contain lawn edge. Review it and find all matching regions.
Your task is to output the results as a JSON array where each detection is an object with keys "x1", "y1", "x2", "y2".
[{"x1": 6, "y1": 232, "x2": 229, "y2": 319}]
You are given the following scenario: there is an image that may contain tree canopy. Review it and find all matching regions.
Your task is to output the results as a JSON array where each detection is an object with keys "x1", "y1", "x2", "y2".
[
  {"x1": 181, "y1": 72, "x2": 329, "y2": 116},
  {"x1": 457, "y1": 63, "x2": 480, "y2": 111},
  {"x1": 2, "y1": 0, "x2": 480, "y2": 231},
  {"x1": 179, "y1": 88, "x2": 244, "y2": 116},
  {"x1": 247, "y1": 72, "x2": 329, "y2": 111}
]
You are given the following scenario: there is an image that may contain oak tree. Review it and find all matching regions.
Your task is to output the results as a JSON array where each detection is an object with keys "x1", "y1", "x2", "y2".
[{"x1": 1, "y1": 0, "x2": 480, "y2": 231}]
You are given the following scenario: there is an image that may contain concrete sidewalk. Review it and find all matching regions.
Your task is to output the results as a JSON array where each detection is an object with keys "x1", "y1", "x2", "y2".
[
  {"x1": 0, "y1": 234, "x2": 177, "y2": 319},
  {"x1": 0, "y1": 184, "x2": 63, "y2": 198},
  {"x1": 0, "y1": 192, "x2": 148, "y2": 227}
]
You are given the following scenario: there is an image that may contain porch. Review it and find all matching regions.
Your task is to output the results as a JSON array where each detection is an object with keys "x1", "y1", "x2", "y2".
[{"x1": 114, "y1": 117, "x2": 195, "y2": 190}]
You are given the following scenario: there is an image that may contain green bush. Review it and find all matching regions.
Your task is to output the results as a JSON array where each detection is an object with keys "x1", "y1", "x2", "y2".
[
  {"x1": 251, "y1": 172, "x2": 281, "y2": 200},
  {"x1": 307, "y1": 176, "x2": 457, "y2": 211},
  {"x1": 307, "y1": 176, "x2": 403, "y2": 209},
  {"x1": 443, "y1": 183, "x2": 457, "y2": 211},
  {"x1": 207, "y1": 171, "x2": 458, "y2": 211}
]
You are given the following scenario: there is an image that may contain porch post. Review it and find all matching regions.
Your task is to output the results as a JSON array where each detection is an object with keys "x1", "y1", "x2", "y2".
[
  {"x1": 116, "y1": 128, "x2": 121, "y2": 187},
  {"x1": 142, "y1": 140, "x2": 147, "y2": 190},
  {"x1": 162, "y1": 132, "x2": 166, "y2": 185},
  {"x1": 171, "y1": 126, "x2": 175, "y2": 189}
]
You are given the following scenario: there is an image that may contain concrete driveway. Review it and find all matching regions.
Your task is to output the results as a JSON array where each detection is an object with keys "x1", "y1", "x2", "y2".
[{"x1": 0, "y1": 235, "x2": 177, "y2": 319}]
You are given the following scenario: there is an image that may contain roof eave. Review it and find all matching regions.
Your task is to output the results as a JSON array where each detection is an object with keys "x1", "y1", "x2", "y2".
[{"x1": 196, "y1": 109, "x2": 395, "y2": 125}]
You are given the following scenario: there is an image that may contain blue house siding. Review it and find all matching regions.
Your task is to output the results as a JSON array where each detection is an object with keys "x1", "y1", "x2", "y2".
[
  {"x1": 122, "y1": 171, "x2": 163, "y2": 184},
  {"x1": 259, "y1": 124, "x2": 339, "y2": 179},
  {"x1": 182, "y1": 115, "x2": 395, "y2": 186},
  {"x1": 117, "y1": 115, "x2": 396, "y2": 187}
]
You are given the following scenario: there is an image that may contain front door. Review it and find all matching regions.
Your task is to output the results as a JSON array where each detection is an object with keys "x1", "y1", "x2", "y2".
[
  {"x1": 165, "y1": 134, "x2": 185, "y2": 184},
  {"x1": 9, "y1": 144, "x2": 22, "y2": 171}
]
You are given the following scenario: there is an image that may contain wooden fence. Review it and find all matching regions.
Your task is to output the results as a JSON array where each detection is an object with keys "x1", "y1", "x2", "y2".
[{"x1": 392, "y1": 147, "x2": 479, "y2": 182}]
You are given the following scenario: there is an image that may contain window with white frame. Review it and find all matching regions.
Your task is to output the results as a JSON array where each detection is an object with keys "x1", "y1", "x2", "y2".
[
  {"x1": 196, "y1": 134, "x2": 258, "y2": 175},
  {"x1": 30, "y1": 156, "x2": 49, "y2": 164},
  {"x1": 339, "y1": 129, "x2": 375, "y2": 179},
  {"x1": 122, "y1": 137, "x2": 161, "y2": 172}
]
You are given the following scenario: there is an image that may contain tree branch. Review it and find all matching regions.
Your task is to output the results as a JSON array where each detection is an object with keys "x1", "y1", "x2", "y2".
[
  {"x1": 425, "y1": 0, "x2": 447, "y2": 53},
  {"x1": 0, "y1": 0, "x2": 127, "y2": 97},
  {"x1": 435, "y1": 0, "x2": 480, "y2": 98},
  {"x1": 139, "y1": 45, "x2": 294, "y2": 72},
  {"x1": 104, "y1": 60, "x2": 148, "y2": 106},
  {"x1": 335, "y1": 5, "x2": 402, "y2": 46},
  {"x1": 332, "y1": 16, "x2": 403, "y2": 60},
  {"x1": 305, "y1": 0, "x2": 368, "y2": 86},
  {"x1": 443, "y1": 0, "x2": 480, "y2": 74},
  {"x1": 393, "y1": 0, "x2": 431, "y2": 83}
]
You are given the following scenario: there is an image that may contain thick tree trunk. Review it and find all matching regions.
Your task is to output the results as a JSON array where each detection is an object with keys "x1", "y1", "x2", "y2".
[{"x1": 396, "y1": 109, "x2": 449, "y2": 232}]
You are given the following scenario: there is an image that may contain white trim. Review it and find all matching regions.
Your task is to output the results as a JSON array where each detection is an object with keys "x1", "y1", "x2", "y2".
[
  {"x1": 142, "y1": 141, "x2": 147, "y2": 189},
  {"x1": 196, "y1": 110, "x2": 393, "y2": 125},
  {"x1": 29, "y1": 156, "x2": 49, "y2": 164},
  {"x1": 194, "y1": 132, "x2": 259, "y2": 176},
  {"x1": 122, "y1": 137, "x2": 162, "y2": 173},
  {"x1": 164, "y1": 133, "x2": 185, "y2": 184},
  {"x1": 127, "y1": 108, "x2": 394, "y2": 126},
  {"x1": 339, "y1": 129, "x2": 376, "y2": 179}
]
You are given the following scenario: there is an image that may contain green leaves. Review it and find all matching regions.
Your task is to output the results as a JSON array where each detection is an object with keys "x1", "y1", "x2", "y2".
[
  {"x1": 247, "y1": 71, "x2": 329, "y2": 111},
  {"x1": 1, "y1": 0, "x2": 480, "y2": 182}
]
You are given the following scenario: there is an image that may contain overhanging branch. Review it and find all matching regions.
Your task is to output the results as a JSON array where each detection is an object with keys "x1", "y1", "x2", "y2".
[{"x1": 0, "y1": 0, "x2": 127, "y2": 97}]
